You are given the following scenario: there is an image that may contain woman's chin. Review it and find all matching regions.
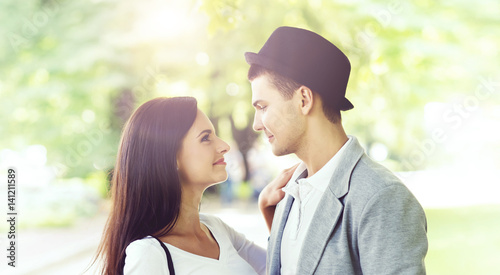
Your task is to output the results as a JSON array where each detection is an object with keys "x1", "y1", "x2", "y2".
[
  {"x1": 216, "y1": 172, "x2": 227, "y2": 184},
  {"x1": 206, "y1": 173, "x2": 228, "y2": 187},
  {"x1": 215, "y1": 173, "x2": 229, "y2": 184}
]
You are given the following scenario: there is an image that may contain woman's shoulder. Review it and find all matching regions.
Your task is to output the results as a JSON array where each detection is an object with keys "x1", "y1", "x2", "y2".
[
  {"x1": 200, "y1": 213, "x2": 238, "y2": 235},
  {"x1": 199, "y1": 213, "x2": 245, "y2": 243},
  {"x1": 199, "y1": 213, "x2": 226, "y2": 227},
  {"x1": 124, "y1": 236, "x2": 169, "y2": 274},
  {"x1": 125, "y1": 236, "x2": 164, "y2": 260}
]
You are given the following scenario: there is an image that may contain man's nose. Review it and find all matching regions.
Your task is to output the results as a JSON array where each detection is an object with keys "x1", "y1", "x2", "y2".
[{"x1": 253, "y1": 112, "x2": 263, "y2": 132}]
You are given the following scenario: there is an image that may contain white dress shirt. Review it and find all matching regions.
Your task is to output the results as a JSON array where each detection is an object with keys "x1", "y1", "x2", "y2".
[{"x1": 280, "y1": 137, "x2": 352, "y2": 275}]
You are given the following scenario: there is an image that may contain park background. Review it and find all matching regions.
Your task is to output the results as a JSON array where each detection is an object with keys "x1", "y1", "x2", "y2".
[{"x1": 1, "y1": 0, "x2": 499, "y2": 274}]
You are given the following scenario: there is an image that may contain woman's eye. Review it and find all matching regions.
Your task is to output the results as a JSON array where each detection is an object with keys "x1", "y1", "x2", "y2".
[
  {"x1": 260, "y1": 106, "x2": 267, "y2": 111},
  {"x1": 201, "y1": 134, "x2": 210, "y2": 142}
]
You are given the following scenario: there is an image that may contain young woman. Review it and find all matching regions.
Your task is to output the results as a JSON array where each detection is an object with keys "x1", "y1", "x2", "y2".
[{"x1": 93, "y1": 97, "x2": 285, "y2": 275}]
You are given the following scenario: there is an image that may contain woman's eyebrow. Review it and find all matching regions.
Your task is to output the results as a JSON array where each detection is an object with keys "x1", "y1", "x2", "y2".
[{"x1": 197, "y1": 129, "x2": 212, "y2": 138}]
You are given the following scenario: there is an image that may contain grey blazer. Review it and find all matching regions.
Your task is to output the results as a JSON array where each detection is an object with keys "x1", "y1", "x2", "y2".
[{"x1": 267, "y1": 136, "x2": 428, "y2": 275}]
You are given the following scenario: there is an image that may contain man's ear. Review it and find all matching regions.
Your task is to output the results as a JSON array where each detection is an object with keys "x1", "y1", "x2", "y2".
[{"x1": 298, "y1": 86, "x2": 314, "y2": 115}]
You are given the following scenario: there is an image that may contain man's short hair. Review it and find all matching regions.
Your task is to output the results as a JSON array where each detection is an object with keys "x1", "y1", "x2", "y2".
[{"x1": 248, "y1": 64, "x2": 341, "y2": 123}]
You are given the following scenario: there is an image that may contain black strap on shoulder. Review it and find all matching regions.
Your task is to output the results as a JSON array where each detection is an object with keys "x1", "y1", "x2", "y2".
[{"x1": 152, "y1": 236, "x2": 175, "y2": 275}]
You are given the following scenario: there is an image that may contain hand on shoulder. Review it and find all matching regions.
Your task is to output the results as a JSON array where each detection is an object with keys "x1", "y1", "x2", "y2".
[
  {"x1": 258, "y1": 163, "x2": 299, "y2": 209},
  {"x1": 258, "y1": 163, "x2": 299, "y2": 232}
]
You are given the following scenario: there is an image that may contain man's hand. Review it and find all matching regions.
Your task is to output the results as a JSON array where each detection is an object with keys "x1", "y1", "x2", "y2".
[{"x1": 258, "y1": 163, "x2": 300, "y2": 232}]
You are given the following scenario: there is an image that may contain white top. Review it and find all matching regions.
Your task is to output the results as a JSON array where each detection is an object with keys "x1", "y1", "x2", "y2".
[
  {"x1": 124, "y1": 214, "x2": 266, "y2": 275},
  {"x1": 280, "y1": 136, "x2": 352, "y2": 275}
]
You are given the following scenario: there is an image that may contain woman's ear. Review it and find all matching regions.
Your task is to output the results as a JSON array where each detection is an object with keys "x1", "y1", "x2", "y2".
[{"x1": 299, "y1": 86, "x2": 314, "y2": 115}]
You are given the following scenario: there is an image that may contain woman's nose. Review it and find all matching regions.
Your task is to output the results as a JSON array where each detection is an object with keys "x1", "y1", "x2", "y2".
[{"x1": 218, "y1": 138, "x2": 230, "y2": 154}]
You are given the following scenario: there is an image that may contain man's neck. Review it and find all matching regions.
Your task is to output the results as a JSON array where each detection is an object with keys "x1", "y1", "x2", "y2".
[{"x1": 296, "y1": 123, "x2": 348, "y2": 177}]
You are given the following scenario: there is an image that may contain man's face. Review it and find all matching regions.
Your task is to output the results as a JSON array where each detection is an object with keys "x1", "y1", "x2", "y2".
[{"x1": 251, "y1": 74, "x2": 305, "y2": 156}]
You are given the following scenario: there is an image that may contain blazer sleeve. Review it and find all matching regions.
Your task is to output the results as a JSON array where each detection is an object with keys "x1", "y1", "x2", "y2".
[{"x1": 357, "y1": 184, "x2": 428, "y2": 275}]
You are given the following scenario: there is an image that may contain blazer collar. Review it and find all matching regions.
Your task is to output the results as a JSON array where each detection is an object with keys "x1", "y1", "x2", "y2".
[
  {"x1": 297, "y1": 135, "x2": 365, "y2": 274},
  {"x1": 327, "y1": 135, "x2": 365, "y2": 198}
]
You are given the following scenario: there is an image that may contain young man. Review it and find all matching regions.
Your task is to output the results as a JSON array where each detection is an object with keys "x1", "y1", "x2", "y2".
[{"x1": 246, "y1": 26, "x2": 428, "y2": 275}]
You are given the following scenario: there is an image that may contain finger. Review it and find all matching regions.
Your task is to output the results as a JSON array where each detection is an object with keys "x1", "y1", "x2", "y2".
[
  {"x1": 289, "y1": 162, "x2": 300, "y2": 171},
  {"x1": 275, "y1": 191, "x2": 285, "y2": 201},
  {"x1": 283, "y1": 163, "x2": 300, "y2": 174},
  {"x1": 282, "y1": 168, "x2": 298, "y2": 182},
  {"x1": 284, "y1": 163, "x2": 300, "y2": 177}
]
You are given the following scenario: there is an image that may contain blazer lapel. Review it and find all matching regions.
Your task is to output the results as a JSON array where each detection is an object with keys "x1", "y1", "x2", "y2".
[
  {"x1": 268, "y1": 194, "x2": 295, "y2": 275},
  {"x1": 297, "y1": 136, "x2": 365, "y2": 274},
  {"x1": 297, "y1": 191, "x2": 343, "y2": 274}
]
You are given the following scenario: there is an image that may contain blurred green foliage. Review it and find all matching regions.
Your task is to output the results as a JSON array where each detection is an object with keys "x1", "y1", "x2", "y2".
[
  {"x1": 426, "y1": 205, "x2": 500, "y2": 274},
  {"x1": 1, "y1": 5, "x2": 499, "y2": 275},
  {"x1": 1, "y1": 0, "x2": 499, "y2": 181}
]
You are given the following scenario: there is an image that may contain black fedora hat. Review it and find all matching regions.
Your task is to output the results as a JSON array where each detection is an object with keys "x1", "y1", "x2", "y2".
[{"x1": 245, "y1": 26, "x2": 353, "y2": 111}]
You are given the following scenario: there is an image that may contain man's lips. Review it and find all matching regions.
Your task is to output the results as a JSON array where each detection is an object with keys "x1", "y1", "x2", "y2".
[
  {"x1": 264, "y1": 131, "x2": 274, "y2": 141},
  {"x1": 213, "y1": 158, "x2": 226, "y2": 165}
]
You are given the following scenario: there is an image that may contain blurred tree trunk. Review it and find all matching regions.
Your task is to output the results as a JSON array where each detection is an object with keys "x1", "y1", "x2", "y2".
[
  {"x1": 229, "y1": 115, "x2": 259, "y2": 182},
  {"x1": 112, "y1": 89, "x2": 135, "y2": 129}
]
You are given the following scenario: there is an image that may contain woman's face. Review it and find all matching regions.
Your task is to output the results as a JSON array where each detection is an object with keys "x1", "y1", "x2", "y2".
[{"x1": 177, "y1": 109, "x2": 230, "y2": 189}]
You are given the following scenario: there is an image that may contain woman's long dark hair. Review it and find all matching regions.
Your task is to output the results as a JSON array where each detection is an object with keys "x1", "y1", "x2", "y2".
[{"x1": 93, "y1": 97, "x2": 198, "y2": 275}]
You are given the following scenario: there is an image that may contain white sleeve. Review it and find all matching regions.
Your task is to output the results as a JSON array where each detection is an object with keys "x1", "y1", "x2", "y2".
[
  {"x1": 215, "y1": 216, "x2": 267, "y2": 275},
  {"x1": 123, "y1": 238, "x2": 171, "y2": 275}
]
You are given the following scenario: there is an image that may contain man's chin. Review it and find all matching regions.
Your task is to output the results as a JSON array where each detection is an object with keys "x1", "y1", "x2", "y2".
[{"x1": 271, "y1": 144, "x2": 291, "y2": 157}]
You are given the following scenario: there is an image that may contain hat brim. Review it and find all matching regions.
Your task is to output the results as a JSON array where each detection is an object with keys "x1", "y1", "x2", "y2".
[
  {"x1": 244, "y1": 52, "x2": 259, "y2": 66},
  {"x1": 339, "y1": 98, "x2": 354, "y2": 111}
]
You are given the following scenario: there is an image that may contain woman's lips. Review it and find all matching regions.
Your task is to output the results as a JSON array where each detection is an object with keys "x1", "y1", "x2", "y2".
[{"x1": 213, "y1": 158, "x2": 226, "y2": 165}]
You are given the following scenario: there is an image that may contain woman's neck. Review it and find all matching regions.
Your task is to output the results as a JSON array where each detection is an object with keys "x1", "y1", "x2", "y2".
[
  {"x1": 158, "y1": 186, "x2": 220, "y2": 260},
  {"x1": 168, "y1": 186, "x2": 205, "y2": 237}
]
